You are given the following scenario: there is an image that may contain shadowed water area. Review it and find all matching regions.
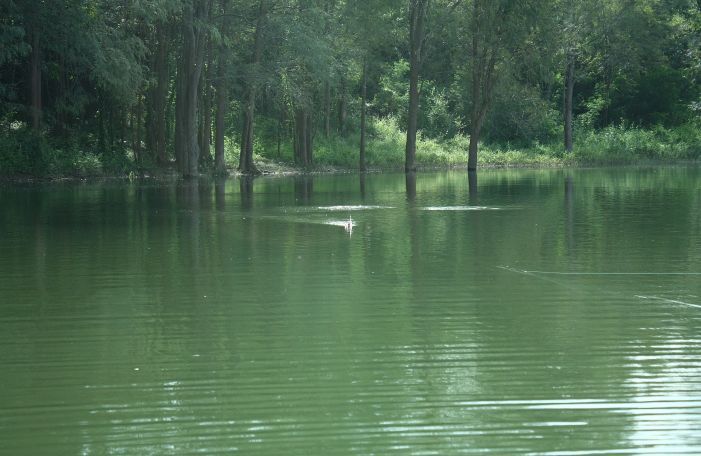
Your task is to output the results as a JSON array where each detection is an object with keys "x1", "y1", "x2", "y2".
[{"x1": 1, "y1": 167, "x2": 701, "y2": 455}]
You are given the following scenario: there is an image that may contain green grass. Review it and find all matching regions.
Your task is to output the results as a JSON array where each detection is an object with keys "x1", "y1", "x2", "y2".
[
  {"x1": 2, "y1": 118, "x2": 700, "y2": 178},
  {"x1": 288, "y1": 117, "x2": 701, "y2": 170}
]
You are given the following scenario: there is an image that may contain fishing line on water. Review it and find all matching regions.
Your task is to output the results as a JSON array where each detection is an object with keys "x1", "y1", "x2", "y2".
[{"x1": 497, "y1": 266, "x2": 701, "y2": 311}]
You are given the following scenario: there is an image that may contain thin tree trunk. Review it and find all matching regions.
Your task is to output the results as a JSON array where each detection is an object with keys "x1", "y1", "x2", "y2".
[
  {"x1": 564, "y1": 54, "x2": 574, "y2": 152},
  {"x1": 467, "y1": 0, "x2": 498, "y2": 171},
  {"x1": 200, "y1": 42, "x2": 212, "y2": 165},
  {"x1": 294, "y1": 108, "x2": 311, "y2": 167},
  {"x1": 359, "y1": 59, "x2": 368, "y2": 172},
  {"x1": 30, "y1": 29, "x2": 42, "y2": 131},
  {"x1": 149, "y1": 25, "x2": 171, "y2": 166},
  {"x1": 324, "y1": 81, "x2": 331, "y2": 138},
  {"x1": 405, "y1": 0, "x2": 427, "y2": 173},
  {"x1": 239, "y1": 0, "x2": 266, "y2": 175},
  {"x1": 338, "y1": 76, "x2": 346, "y2": 134},
  {"x1": 214, "y1": 42, "x2": 227, "y2": 174},
  {"x1": 132, "y1": 95, "x2": 143, "y2": 164}
]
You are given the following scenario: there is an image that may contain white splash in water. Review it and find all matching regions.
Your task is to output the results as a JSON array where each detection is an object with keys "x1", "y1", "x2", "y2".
[
  {"x1": 316, "y1": 205, "x2": 393, "y2": 211},
  {"x1": 421, "y1": 206, "x2": 502, "y2": 211},
  {"x1": 636, "y1": 295, "x2": 701, "y2": 309}
]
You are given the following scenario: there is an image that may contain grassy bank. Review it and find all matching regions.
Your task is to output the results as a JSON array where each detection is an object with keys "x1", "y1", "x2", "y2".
[
  {"x1": 2, "y1": 117, "x2": 700, "y2": 178},
  {"x1": 306, "y1": 117, "x2": 701, "y2": 170}
]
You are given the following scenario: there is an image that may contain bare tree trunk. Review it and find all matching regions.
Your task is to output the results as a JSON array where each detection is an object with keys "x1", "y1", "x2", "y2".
[
  {"x1": 563, "y1": 54, "x2": 574, "y2": 152},
  {"x1": 239, "y1": 0, "x2": 266, "y2": 175},
  {"x1": 30, "y1": 29, "x2": 41, "y2": 131},
  {"x1": 405, "y1": 0, "x2": 428, "y2": 173},
  {"x1": 359, "y1": 59, "x2": 368, "y2": 172}
]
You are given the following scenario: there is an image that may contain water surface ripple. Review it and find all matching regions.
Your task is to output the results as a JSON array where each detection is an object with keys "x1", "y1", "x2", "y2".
[{"x1": 1, "y1": 168, "x2": 700, "y2": 454}]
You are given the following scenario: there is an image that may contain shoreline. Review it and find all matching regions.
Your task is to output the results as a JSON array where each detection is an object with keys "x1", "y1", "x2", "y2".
[{"x1": 1, "y1": 159, "x2": 699, "y2": 184}]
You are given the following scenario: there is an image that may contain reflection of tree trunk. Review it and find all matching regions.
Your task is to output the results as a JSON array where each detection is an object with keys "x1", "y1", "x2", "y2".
[
  {"x1": 359, "y1": 173, "x2": 367, "y2": 201},
  {"x1": 359, "y1": 60, "x2": 368, "y2": 172},
  {"x1": 563, "y1": 54, "x2": 574, "y2": 152},
  {"x1": 406, "y1": 171, "x2": 417, "y2": 204},
  {"x1": 30, "y1": 29, "x2": 42, "y2": 131},
  {"x1": 215, "y1": 177, "x2": 226, "y2": 211},
  {"x1": 565, "y1": 176, "x2": 574, "y2": 252},
  {"x1": 240, "y1": 176, "x2": 254, "y2": 210},
  {"x1": 405, "y1": 0, "x2": 428, "y2": 172},
  {"x1": 294, "y1": 175, "x2": 314, "y2": 204},
  {"x1": 468, "y1": 169, "x2": 478, "y2": 205}
]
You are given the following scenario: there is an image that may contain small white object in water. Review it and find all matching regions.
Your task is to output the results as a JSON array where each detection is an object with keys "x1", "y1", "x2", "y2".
[{"x1": 343, "y1": 216, "x2": 354, "y2": 235}]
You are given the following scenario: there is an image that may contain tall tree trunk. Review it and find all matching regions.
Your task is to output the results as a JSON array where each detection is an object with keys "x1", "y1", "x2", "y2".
[
  {"x1": 563, "y1": 54, "x2": 574, "y2": 152},
  {"x1": 338, "y1": 76, "x2": 346, "y2": 134},
  {"x1": 146, "y1": 23, "x2": 170, "y2": 165},
  {"x1": 359, "y1": 60, "x2": 368, "y2": 172},
  {"x1": 199, "y1": 42, "x2": 212, "y2": 165},
  {"x1": 467, "y1": 0, "x2": 498, "y2": 171},
  {"x1": 175, "y1": 0, "x2": 211, "y2": 178},
  {"x1": 201, "y1": 92, "x2": 212, "y2": 164},
  {"x1": 214, "y1": 0, "x2": 229, "y2": 174},
  {"x1": 324, "y1": 81, "x2": 331, "y2": 138},
  {"x1": 405, "y1": 0, "x2": 428, "y2": 173},
  {"x1": 30, "y1": 29, "x2": 42, "y2": 131},
  {"x1": 214, "y1": 39, "x2": 227, "y2": 174},
  {"x1": 294, "y1": 108, "x2": 312, "y2": 167},
  {"x1": 239, "y1": 0, "x2": 266, "y2": 175}
]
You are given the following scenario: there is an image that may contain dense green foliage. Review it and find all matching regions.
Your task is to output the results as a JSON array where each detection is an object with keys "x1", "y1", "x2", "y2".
[{"x1": 1, "y1": 0, "x2": 700, "y2": 177}]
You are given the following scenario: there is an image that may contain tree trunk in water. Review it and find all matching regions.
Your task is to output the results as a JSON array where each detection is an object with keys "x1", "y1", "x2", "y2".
[
  {"x1": 467, "y1": 0, "x2": 498, "y2": 171},
  {"x1": 468, "y1": 169, "x2": 478, "y2": 204},
  {"x1": 175, "y1": 0, "x2": 210, "y2": 178},
  {"x1": 405, "y1": 0, "x2": 427, "y2": 173},
  {"x1": 359, "y1": 60, "x2": 367, "y2": 172},
  {"x1": 563, "y1": 54, "x2": 574, "y2": 152},
  {"x1": 239, "y1": 0, "x2": 266, "y2": 175},
  {"x1": 30, "y1": 29, "x2": 42, "y2": 131},
  {"x1": 467, "y1": 114, "x2": 483, "y2": 171}
]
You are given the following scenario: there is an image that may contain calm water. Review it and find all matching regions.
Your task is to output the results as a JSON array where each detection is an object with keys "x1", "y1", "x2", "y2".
[{"x1": 2, "y1": 167, "x2": 701, "y2": 455}]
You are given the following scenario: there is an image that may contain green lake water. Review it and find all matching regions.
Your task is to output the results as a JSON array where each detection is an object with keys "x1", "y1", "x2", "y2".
[{"x1": 1, "y1": 167, "x2": 701, "y2": 455}]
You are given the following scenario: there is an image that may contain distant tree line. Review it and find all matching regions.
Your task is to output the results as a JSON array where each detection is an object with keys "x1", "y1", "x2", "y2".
[{"x1": 1, "y1": 0, "x2": 699, "y2": 176}]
